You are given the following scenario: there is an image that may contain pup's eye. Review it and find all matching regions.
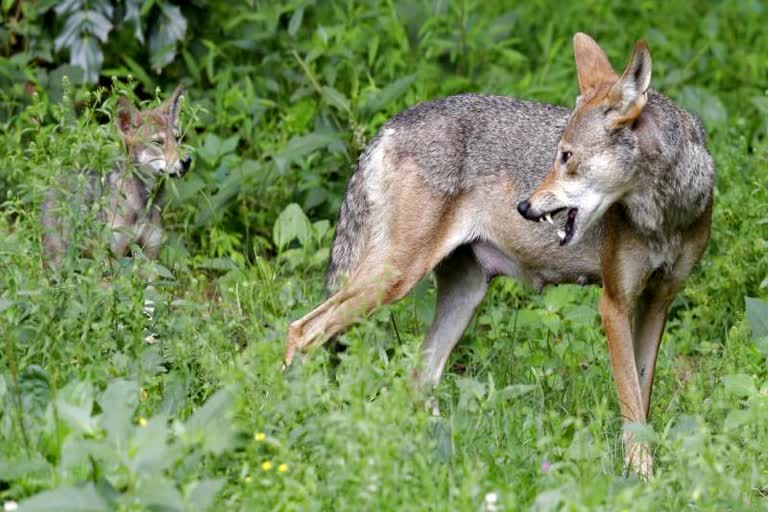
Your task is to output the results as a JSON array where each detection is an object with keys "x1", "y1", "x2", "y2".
[
  {"x1": 561, "y1": 151, "x2": 572, "y2": 164},
  {"x1": 151, "y1": 137, "x2": 164, "y2": 145}
]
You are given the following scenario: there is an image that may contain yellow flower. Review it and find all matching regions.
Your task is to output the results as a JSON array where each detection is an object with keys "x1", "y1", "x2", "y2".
[
  {"x1": 254, "y1": 432, "x2": 266, "y2": 442},
  {"x1": 261, "y1": 461, "x2": 273, "y2": 471},
  {"x1": 278, "y1": 464, "x2": 288, "y2": 473},
  {"x1": 244, "y1": 476, "x2": 252, "y2": 484},
  {"x1": 140, "y1": 388, "x2": 148, "y2": 402},
  {"x1": 138, "y1": 417, "x2": 148, "y2": 427}
]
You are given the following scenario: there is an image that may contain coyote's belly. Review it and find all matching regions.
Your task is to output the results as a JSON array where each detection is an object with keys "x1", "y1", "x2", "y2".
[{"x1": 472, "y1": 239, "x2": 602, "y2": 291}]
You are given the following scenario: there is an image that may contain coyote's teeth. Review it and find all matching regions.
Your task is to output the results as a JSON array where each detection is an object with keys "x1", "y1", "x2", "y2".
[
  {"x1": 545, "y1": 214, "x2": 553, "y2": 224},
  {"x1": 539, "y1": 217, "x2": 544, "y2": 223},
  {"x1": 557, "y1": 229, "x2": 566, "y2": 240}
]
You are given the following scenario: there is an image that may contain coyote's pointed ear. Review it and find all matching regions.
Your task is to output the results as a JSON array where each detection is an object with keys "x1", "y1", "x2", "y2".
[
  {"x1": 608, "y1": 40, "x2": 652, "y2": 127},
  {"x1": 162, "y1": 84, "x2": 184, "y2": 126},
  {"x1": 116, "y1": 96, "x2": 138, "y2": 135},
  {"x1": 573, "y1": 32, "x2": 618, "y2": 94}
]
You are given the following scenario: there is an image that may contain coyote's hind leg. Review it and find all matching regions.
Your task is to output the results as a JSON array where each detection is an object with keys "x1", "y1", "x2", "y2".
[
  {"x1": 284, "y1": 254, "x2": 431, "y2": 365},
  {"x1": 417, "y1": 245, "x2": 488, "y2": 387}
]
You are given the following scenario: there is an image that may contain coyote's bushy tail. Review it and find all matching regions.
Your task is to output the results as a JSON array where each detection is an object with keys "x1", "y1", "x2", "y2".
[{"x1": 325, "y1": 164, "x2": 370, "y2": 293}]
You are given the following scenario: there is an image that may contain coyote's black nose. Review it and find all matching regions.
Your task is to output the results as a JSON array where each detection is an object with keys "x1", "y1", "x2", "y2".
[
  {"x1": 181, "y1": 156, "x2": 192, "y2": 171},
  {"x1": 517, "y1": 200, "x2": 531, "y2": 218}
]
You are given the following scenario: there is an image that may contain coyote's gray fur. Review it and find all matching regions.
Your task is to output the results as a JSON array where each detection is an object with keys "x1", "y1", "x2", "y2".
[
  {"x1": 327, "y1": 95, "x2": 575, "y2": 290},
  {"x1": 286, "y1": 34, "x2": 715, "y2": 478},
  {"x1": 41, "y1": 85, "x2": 191, "y2": 268}
]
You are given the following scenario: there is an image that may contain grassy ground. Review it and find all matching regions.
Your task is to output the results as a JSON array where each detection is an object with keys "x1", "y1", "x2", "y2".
[{"x1": 2, "y1": 2, "x2": 768, "y2": 510}]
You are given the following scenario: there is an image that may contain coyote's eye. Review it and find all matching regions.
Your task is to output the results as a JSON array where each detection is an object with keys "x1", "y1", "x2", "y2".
[
  {"x1": 561, "y1": 151, "x2": 572, "y2": 164},
  {"x1": 151, "y1": 136, "x2": 164, "y2": 145}
]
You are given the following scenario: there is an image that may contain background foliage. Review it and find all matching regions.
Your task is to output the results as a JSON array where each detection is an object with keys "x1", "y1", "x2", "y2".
[{"x1": 1, "y1": 0, "x2": 768, "y2": 510}]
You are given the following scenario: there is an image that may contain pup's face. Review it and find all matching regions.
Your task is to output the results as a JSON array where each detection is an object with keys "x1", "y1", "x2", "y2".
[
  {"x1": 117, "y1": 85, "x2": 192, "y2": 178},
  {"x1": 518, "y1": 33, "x2": 652, "y2": 246}
]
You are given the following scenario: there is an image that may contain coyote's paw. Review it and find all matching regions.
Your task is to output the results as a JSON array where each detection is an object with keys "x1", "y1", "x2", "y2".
[
  {"x1": 283, "y1": 322, "x2": 304, "y2": 367},
  {"x1": 623, "y1": 431, "x2": 653, "y2": 479}
]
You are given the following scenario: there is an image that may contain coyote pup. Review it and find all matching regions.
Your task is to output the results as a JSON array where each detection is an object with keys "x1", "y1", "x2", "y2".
[{"x1": 42, "y1": 85, "x2": 192, "y2": 267}]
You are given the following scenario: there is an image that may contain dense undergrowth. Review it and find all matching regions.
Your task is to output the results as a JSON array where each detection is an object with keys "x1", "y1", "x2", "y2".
[{"x1": 2, "y1": 1, "x2": 768, "y2": 510}]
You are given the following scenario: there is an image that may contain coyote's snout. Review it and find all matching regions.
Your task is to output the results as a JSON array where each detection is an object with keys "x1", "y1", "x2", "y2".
[{"x1": 285, "y1": 33, "x2": 714, "y2": 479}]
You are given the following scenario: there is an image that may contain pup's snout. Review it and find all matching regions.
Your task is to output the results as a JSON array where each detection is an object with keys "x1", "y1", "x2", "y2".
[
  {"x1": 517, "y1": 200, "x2": 533, "y2": 219},
  {"x1": 181, "y1": 156, "x2": 192, "y2": 172}
]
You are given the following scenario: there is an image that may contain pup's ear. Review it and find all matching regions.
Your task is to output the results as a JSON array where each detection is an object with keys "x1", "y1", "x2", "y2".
[
  {"x1": 116, "y1": 96, "x2": 138, "y2": 135},
  {"x1": 573, "y1": 32, "x2": 617, "y2": 94},
  {"x1": 162, "y1": 83, "x2": 184, "y2": 126},
  {"x1": 608, "y1": 40, "x2": 652, "y2": 127}
]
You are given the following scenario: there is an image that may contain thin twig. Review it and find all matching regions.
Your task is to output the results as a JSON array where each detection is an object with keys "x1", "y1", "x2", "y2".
[{"x1": 390, "y1": 312, "x2": 402, "y2": 345}]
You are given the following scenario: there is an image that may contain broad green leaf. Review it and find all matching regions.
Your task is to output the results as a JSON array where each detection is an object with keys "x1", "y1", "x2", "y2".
[
  {"x1": 185, "y1": 478, "x2": 225, "y2": 511},
  {"x1": 499, "y1": 384, "x2": 536, "y2": 401},
  {"x1": 19, "y1": 365, "x2": 50, "y2": 415},
  {"x1": 0, "y1": 455, "x2": 51, "y2": 481},
  {"x1": 123, "y1": 0, "x2": 145, "y2": 43},
  {"x1": 288, "y1": 6, "x2": 304, "y2": 36},
  {"x1": 721, "y1": 373, "x2": 756, "y2": 396},
  {"x1": 565, "y1": 429, "x2": 601, "y2": 460},
  {"x1": 54, "y1": 12, "x2": 87, "y2": 50},
  {"x1": 56, "y1": 399, "x2": 98, "y2": 435},
  {"x1": 363, "y1": 74, "x2": 416, "y2": 114},
  {"x1": 724, "y1": 409, "x2": 752, "y2": 431},
  {"x1": 98, "y1": 378, "x2": 139, "y2": 444},
  {"x1": 273, "y1": 203, "x2": 312, "y2": 250},
  {"x1": 60, "y1": 438, "x2": 115, "y2": 472},
  {"x1": 623, "y1": 422, "x2": 659, "y2": 444},
  {"x1": 313, "y1": 219, "x2": 331, "y2": 240},
  {"x1": 131, "y1": 414, "x2": 172, "y2": 474},
  {"x1": 58, "y1": 379, "x2": 94, "y2": 409},
  {"x1": 197, "y1": 134, "x2": 239, "y2": 166},
  {"x1": 83, "y1": 10, "x2": 113, "y2": 42},
  {"x1": 148, "y1": 262, "x2": 175, "y2": 280},
  {"x1": 136, "y1": 477, "x2": 184, "y2": 512},
  {"x1": 184, "y1": 387, "x2": 237, "y2": 454},
  {"x1": 70, "y1": 34, "x2": 104, "y2": 83},
  {"x1": 745, "y1": 296, "x2": 768, "y2": 339},
  {"x1": 532, "y1": 488, "x2": 564, "y2": 512},
  {"x1": 755, "y1": 336, "x2": 768, "y2": 356},
  {"x1": 186, "y1": 388, "x2": 234, "y2": 432},
  {"x1": 149, "y1": 3, "x2": 188, "y2": 72},
  {"x1": 220, "y1": 135, "x2": 240, "y2": 155},
  {"x1": 18, "y1": 483, "x2": 110, "y2": 511},
  {"x1": 679, "y1": 86, "x2": 727, "y2": 125},
  {"x1": 321, "y1": 86, "x2": 350, "y2": 113},
  {"x1": 273, "y1": 132, "x2": 340, "y2": 173},
  {"x1": 55, "y1": 0, "x2": 86, "y2": 15},
  {"x1": 158, "y1": 373, "x2": 188, "y2": 417}
]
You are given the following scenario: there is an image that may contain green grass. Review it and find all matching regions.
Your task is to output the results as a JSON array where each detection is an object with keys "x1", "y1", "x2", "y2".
[{"x1": 2, "y1": 1, "x2": 768, "y2": 510}]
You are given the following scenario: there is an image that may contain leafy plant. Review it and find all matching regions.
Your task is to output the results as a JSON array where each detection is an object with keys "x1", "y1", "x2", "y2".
[
  {"x1": 745, "y1": 297, "x2": 768, "y2": 356},
  {"x1": 50, "y1": 0, "x2": 187, "y2": 83},
  {"x1": 8, "y1": 376, "x2": 236, "y2": 511},
  {"x1": 2, "y1": 1, "x2": 768, "y2": 509}
]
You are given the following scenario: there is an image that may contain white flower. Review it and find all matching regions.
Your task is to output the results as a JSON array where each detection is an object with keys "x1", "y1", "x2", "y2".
[
  {"x1": 484, "y1": 492, "x2": 499, "y2": 511},
  {"x1": 4, "y1": 501, "x2": 19, "y2": 512}
]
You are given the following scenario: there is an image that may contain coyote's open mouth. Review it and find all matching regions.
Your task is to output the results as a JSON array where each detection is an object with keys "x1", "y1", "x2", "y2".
[{"x1": 534, "y1": 207, "x2": 579, "y2": 246}]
